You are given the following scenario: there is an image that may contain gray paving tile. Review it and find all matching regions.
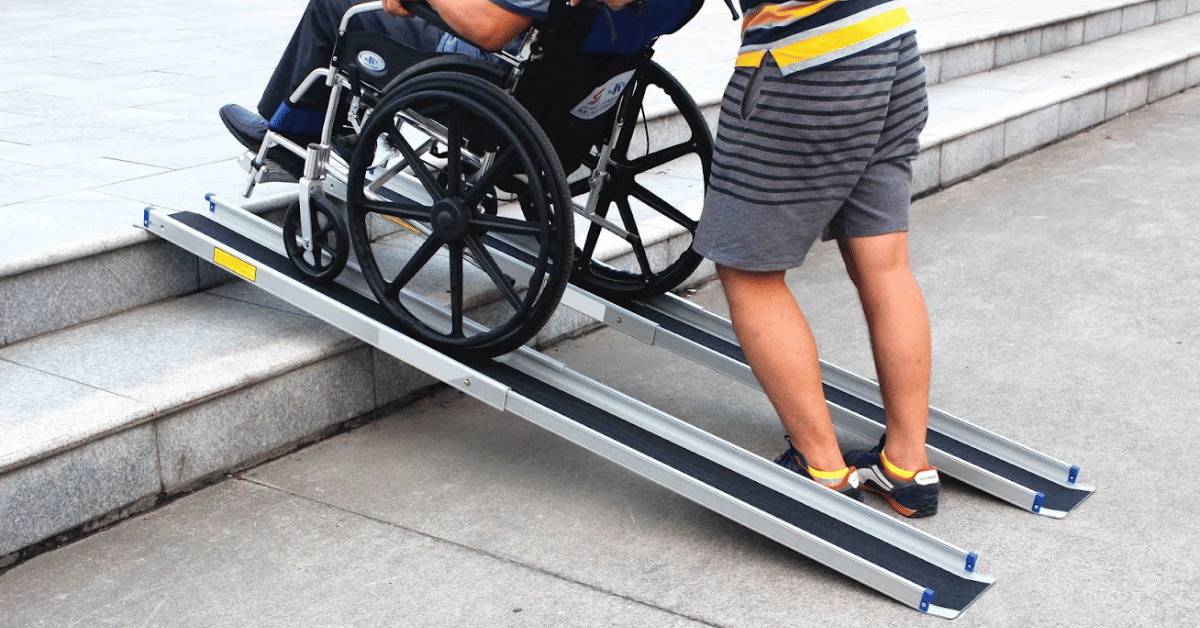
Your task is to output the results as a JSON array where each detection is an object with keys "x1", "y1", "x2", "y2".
[
  {"x1": 1157, "y1": 0, "x2": 1190, "y2": 20},
  {"x1": 0, "y1": 240, "x2": 200, "y2": 346},
  {"x1": 1039, "y1": 18, "x2": 1086, "y2": 54},
  {"x1": 1058, "y1": 90, "x2": 1109, "y2": 136},
  {"x1": 0, "y1": 481, "x2": 708, "y2": 628},
  {"x1": 1148, "y1": 60, "x2": 1191, "y2": 100},
  {"x1": 1105, "y1": 75, "x2": 1151, "y2": 116},
  {"x1": 0, "y1": 424, "x2": 159, "y2": 557},
  {"x1": 95, "y1": 160, "x2": 296, "y2": 214},
  {"x1": 242, "y1": 387, "x2": 933, "y2": 626},
  {"x1": 995, "y1": 30, "x2": 1042, "y2": 67},
  {"x1": 912, "y1": 143, "x2": 942, "y2": 194},
  {"x1": 936, "y1": 39, "x2": 997, "y2": 83},
  {"x1": 1004, "y1": 104, "x2": 1062, "y2": 157},
  {"x1": 372, "y1": 350, "x2": 441, "y2": 409},
  {"x1": 156, "y1": 347, "x2": 376, "y2": 492},
  {"x1": 0, "y1": 292, "x2": 358, "y2": 415},
  {"x1": 0, "y1": 190, "x2": 153, "y2": 276},
  {"x1": 1084, "y1": 9, "x2": 1126, "y2": 42},
  {"x1": 1122, "y1": 1, "x2": 1160, "y2": 31},
  {"x1": 0, "y1": 157, "x2": 167, "y2": 206},
  {"x1": 940, "y1": 125, "x2": 1006, "y2": 184},
  {"x1": 0, "y1": 361, "x2": 153, "y2": 473}
]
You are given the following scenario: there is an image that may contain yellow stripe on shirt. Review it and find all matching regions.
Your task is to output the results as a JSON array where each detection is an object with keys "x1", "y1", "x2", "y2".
[{"x1": 736, "y1": 6, "x2": 910, "y2": 70}]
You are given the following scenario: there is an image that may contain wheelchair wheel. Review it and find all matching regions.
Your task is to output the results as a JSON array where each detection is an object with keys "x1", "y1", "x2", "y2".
[
  {"x1": 282, "y1": 195, "x2": 350, "y2": 284},
  {"x1": 569, "y1": 59, "x2": 712, "y2": 301},
  {"x1": 345, "y1": 72, "x2": 574, "y2": 361}
]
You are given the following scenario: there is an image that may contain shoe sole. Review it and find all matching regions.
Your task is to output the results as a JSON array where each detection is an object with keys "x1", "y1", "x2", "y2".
[{"x1": 861, "y1": 484, "x2": 938, "y2": 518}]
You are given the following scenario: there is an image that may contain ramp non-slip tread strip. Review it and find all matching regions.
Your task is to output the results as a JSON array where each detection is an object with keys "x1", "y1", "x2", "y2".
[
  {"x1": 170, "y1": 210, "x2": 989, "y2": 611},
  {"x1": 476, "y1": 359, "x2": 989, "y2": 612},
  {"x1": 623, "y1": 299, "x2": 1091, "y2": 512}
]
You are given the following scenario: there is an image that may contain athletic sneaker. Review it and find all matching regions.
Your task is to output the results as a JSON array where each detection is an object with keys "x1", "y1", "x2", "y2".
[
  {"x1": 844, "y1": 437, "x2": 939, "y2": 518},
  {"x1": 774, "y1": 442, "x2": 864, "y2": 501}
]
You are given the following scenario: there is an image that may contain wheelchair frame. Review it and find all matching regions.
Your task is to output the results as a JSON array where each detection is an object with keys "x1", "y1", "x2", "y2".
[{"x1": 236, "y1": 0, "x2": 712, "y2": 360}]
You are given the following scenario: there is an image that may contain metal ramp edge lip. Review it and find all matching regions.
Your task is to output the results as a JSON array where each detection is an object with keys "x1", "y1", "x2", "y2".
[
  {"x1": 140, "y1": 203, "x2": 994, "y2": 617},
  {"x1": 486, "y1": 355, "x2": 994, "y2": 617},
  {"x1": 583, "y1": 290, "x2": 1095, "y2": 517}
]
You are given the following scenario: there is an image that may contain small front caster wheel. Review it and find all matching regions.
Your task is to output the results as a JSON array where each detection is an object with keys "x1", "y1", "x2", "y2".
[{"x1": 283, "y1": 195, "x2": 350, "y2": 283}]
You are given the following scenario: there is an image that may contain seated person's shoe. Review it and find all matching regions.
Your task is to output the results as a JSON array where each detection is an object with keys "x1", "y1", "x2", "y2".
[
  {"x1": 219, "y1": 103, "x2": 268, "y2": 150},
  {"x1": 218, "y1": 103, "x2": 309, "y2": 178},
  {"x1": 774, "y1": 442, "x2": 863, "y2": 501},
  {"x1": 844, "y1": 437, "x2": 940, "y2": 518}
]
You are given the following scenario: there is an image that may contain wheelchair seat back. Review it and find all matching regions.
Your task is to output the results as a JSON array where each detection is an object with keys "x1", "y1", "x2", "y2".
[{"x1": 513, "y1": 0, "x2": 704, "y2": 172}]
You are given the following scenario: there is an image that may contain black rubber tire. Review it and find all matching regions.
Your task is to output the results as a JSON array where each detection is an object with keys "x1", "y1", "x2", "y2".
[
  {"x1": 568, "y1": 59, "x2": 712, "y2": 301},
  {"x1": 345, "y1": 72, "x2": 573, "y2": 361},
  {"x1": 282, "y1": 195, "x2": 350, "y2": 283}
]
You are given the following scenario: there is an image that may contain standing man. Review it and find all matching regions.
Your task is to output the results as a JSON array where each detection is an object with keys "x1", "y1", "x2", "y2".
[{"x1": 692, "y1": 0, "x2": 940, "y2": 517}]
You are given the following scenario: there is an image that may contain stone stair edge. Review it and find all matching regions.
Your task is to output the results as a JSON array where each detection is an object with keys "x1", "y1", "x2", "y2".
[
  {"x1": 0, "y1": 192, "x2": 297, "y2": 281},
  {"x1": 0, "y1": 288, "x2": 367, "y2": 472},
  {"x1": 915, "y1": 0, "x2": 1195, "y2": 55}
]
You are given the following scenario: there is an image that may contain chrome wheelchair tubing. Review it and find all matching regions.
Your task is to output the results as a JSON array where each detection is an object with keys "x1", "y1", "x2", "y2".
[{"x1": 338, "y1": 1, "x2": 385, "y2": 35}]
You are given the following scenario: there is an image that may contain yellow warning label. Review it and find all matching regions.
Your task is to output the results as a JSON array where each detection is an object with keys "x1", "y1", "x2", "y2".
[
  {"x1": 213, "y1": 248, "x2": 257, "y2": 282},
  {"x1": 382, "y1": 214, "x2": 421, "y2": 234}
]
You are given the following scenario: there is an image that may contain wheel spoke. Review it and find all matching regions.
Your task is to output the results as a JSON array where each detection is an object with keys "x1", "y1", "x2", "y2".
[
  {"x1": 471, "y1": 213, "x2": 545, "y2": 237},
  {"x1": 580, "y1": 198, "x2": 608, "y2": 260},
  {"x1": 624, "y1": 140, "x2": 696, "y2": 174},
  {"x1": 615, "y1": 196, "x2": 654, "y2": 278},
  {"x1": 448, "y1": 243, "x2": 465, "y2": 338},
  {"x1": 360, "y1": 198, "x2": 431, "y2": 222},
  {"x1": 612, "y1": 77, "x2": 651, "y2": 157},
  {"x1": 383, "y1": 234, "x2": 443, "y2": 300},
  {"x1": 445, "y1": 109, "x2": 462, "y2": 197},
  {"x1": 628, "y1": 181, "x2": 698, "y2": 230},
  {"x1": 391, "y1": 120, "x2": 446, "y2": 201},
  {"x1": 465, "y1": 145, "x2": 516, "y2": 207},
  {"x1": 465, "y1": 234, "x2": 524, "y2": 312}
]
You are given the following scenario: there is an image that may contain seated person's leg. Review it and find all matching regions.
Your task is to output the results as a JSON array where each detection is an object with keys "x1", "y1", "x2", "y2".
[
  {"x1": 257, "y1": 0, "x2": 445, "y2": 138},
  {"x1": 222, "y1": 0, "x2": 443, "y2": 156}
]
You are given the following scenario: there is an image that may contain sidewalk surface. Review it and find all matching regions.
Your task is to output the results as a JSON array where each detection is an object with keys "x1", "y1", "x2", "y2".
[{"x1": 2, "y1": 0, "x2": 1199, "y2": 626}]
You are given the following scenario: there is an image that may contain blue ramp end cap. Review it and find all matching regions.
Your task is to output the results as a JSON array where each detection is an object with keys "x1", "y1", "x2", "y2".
[
  {"x1": 1069, "y1": 465, "x2": 1080, "y2": 484},
  {"x1": 1032, "y1": 492, "x2": 1045, "y2": 513},
  {"x1": 920, "y1": 588, "x2": 935, "y2": 612},
  {"x1": 965, "y1": 552, "x2": 978, "y2": 573}
]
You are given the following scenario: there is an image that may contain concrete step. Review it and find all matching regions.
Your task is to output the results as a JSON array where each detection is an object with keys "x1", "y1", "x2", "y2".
[
  {"x1": 916, "y1": 10, "x2": 1200, "y2": 192},
  {"x1": 3, "y1": 0, "x2": 1199, "y2": 566}
]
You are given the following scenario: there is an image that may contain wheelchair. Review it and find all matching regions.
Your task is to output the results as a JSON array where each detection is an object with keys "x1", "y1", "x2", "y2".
[{"x1": 236, "y1": 0, "x2": 713, "y2": 360}]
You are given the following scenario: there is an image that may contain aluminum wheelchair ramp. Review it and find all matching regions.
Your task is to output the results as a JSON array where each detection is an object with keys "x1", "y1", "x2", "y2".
[
  {"x1": 561, "y1": 289, "x2": 1096, "y2": 518},
  {"x1": 140, "y1": 201, "x2": 993, "y2": 618}
]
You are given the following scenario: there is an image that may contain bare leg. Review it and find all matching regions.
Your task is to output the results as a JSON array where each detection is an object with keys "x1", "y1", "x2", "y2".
[
  {"x1": 838, "y1": 232, "x2": 931, "y2": 471},
  {"x1": 716, "y1": 264, "x2": 846, "y2": 472}
]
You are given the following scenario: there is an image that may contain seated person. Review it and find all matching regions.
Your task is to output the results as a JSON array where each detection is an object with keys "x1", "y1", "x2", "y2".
[{"x1": 220, "y1": 0, "x2": 636, "y2": 168}]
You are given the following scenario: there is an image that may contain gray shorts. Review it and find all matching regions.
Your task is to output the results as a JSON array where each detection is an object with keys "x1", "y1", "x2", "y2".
[{"x1": 693, "y1": 33, "x2": 928, "y2": 272}]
